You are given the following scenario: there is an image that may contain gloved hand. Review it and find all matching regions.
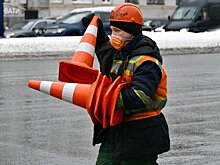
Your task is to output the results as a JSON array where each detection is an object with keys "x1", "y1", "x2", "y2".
[{"x1": 82, "y1": 13, "x2": 109, "y2": 45}]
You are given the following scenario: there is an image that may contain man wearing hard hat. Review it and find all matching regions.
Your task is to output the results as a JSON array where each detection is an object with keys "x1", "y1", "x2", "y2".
[{"x1": 82, "y1": 3, "x2": 170, "y2": 165}]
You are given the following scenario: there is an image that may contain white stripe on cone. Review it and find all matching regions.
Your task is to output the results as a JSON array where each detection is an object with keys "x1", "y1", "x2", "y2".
[
  {"x1": 85, "y1": 25, "x2": 98, "y2": 36},
  {"x1": 40, "y1": 81, "x2": 53, "y2": 95},
  {"x1": 38, "y1": 81, "x2": 77, "y2": 104},
  {"x1": 62, "y1": 83, "x2": 77, "y2": 103},
  {"x1": 74, "y1": 19, "x2": 98, "y2": 57},
  {"x1": 75, "y1": 42, "x2": 95, "y2": 57}
]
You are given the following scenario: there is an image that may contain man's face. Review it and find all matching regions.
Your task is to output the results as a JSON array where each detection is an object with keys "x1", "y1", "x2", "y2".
[{"x1": 110, "y1": 25, "x2": 134, "y2": 50}]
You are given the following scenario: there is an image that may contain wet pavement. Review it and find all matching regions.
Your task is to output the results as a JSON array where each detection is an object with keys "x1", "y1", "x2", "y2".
[{"x1": 0, "y1": 53, "x2": 220, "y2": 165}]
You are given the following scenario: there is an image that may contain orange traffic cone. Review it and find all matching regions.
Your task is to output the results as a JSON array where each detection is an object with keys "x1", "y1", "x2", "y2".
[
  {"x1": 28, "y1": 73, "x2": 104, "y2": 124},
  {"x1": 108, "y1": 83, "x2": 127, "y2": 127},
  {"x1": 93, "y1": 76, "x2": 111, "y2": 124},
  {"x1": 28, "y1": 73, "x2": 127, "y2": 127},
  {"x1": 59, "y1": 16, "x2": 99, "y2": 84},
  {"x1": 101, "y1": 77, "x2": 126, "y2": 128}
]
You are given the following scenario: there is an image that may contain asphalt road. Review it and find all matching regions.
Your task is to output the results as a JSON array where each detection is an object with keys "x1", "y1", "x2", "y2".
[{"x1": 0, "y1": 53, "x2": 220, "y2": 165}]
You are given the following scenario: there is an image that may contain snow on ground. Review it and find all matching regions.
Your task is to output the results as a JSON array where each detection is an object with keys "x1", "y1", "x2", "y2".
[
  {"x1": 0, "y1": 30, "x2": 220, "y2": 59},
  {"x1": 144, "y1": 30, "x2": 220, "y2": 48}
]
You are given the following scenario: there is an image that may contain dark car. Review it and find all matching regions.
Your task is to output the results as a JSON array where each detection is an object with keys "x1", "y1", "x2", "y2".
[
  {"x1": 163, "y1": 0, "x2": 220, "y2": 32},
  {"x1": 4, "y1": 19, "x2": 56, "y2": 38},
  {"x1": 44, "y1": 7, "x2": 114, "y2": 37},
  {"x1": 142, "y1": 19, "x2": 168, "y2": 31}
]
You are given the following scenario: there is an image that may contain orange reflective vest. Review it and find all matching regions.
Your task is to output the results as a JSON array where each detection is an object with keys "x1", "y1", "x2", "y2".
[{"x1": 110, "y1": 55, "x2": 167, "y2": 122}]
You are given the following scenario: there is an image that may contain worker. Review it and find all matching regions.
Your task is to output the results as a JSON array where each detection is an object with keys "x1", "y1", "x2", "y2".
[{"x1": 82, "y1": 3, "x2": 170, "y2": 165}]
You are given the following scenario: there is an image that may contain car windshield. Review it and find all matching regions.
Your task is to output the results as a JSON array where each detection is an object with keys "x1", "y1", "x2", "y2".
[
  {"x1": 58, "y1": 11, "x2": 91, "y2": 24},
  {"x1": 11, "y1": 21, "x2": 35, "y2": 30},
  {"x1": 172, "y1": 7, "x2": 199, "y2": 20}
]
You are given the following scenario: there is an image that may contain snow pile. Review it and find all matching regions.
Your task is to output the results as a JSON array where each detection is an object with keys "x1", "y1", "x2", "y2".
[
  {"x1": 0, "y1": 36, "x2": 81, "y2": 59},
  {"x1": 143, "y1": 30, "x2": 220, "y2": 49},
  {"x1": 0, "y1": 30, "x2": 220, "y2": 59},
  {"x1": 0, "y1": 36, "x2": 81, "y2": 53}
]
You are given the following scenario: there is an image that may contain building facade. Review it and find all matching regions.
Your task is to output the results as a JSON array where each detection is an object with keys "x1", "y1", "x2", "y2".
[
  {"x1": 4, "y1": 0, "x2": 185, "y2": 27},
  {"x1": 3, "y1": 0, "x2": 25, "y2": 28}
]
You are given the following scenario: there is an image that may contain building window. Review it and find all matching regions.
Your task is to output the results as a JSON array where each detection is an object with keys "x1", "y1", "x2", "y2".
[
  {"x1": 125, "y1": 0, "x2": 139, "y2": 4},
  {"x1": 147, "y1": 0, "x2": 164, "y2": 5},
  {"x1": 176, "y1": 0, "x2": 184, "y2": 5},
  {"x1": 51, "y1": 0, "x2": 63, "y2": 3},
  {"x1": 102, "y1": 0, "x2": 111, "y2": 4},
  {"x1": 39, "y1": 0, "x2": 49, "y2": 6},
  {"x1": 72, "y1": 0, "x2": 92, "y2": 4}
]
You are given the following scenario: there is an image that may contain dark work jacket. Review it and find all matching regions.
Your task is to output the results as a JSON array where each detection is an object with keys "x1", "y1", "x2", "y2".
[{"x1": 94, "y1": 33, "x2": 170, "y2": 160}]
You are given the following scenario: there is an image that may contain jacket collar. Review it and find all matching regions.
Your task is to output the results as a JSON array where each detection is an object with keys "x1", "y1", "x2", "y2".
[
  {"x1": 115, "y1": 33, "x2": 162, "y2": 64},
  {"x1": 119, "y1": 33, "x2": 143, "y2": 60}
]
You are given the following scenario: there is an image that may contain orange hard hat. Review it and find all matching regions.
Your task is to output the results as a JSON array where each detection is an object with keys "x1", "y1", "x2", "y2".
[{"x1": 110, "y1": 3, "x2": 144, "y2": 26}]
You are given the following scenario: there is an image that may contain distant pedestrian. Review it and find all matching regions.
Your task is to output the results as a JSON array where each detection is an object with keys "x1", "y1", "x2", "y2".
[{"x1": 4, "y1": 21, "x2": 9, "y2": 31}]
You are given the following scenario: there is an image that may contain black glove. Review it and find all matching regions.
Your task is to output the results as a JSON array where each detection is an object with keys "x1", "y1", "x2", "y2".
[
  {"x1": 92, "y1": 122, "x2": 107, "y2": 146},
  {"x1": 82, "y1": 13, "x2": 109, "y2": 45}
]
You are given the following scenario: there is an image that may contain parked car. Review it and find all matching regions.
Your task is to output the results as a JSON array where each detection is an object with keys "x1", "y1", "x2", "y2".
[
  {"x1": 163, "y1": 0, "x2": 220, "y2": 32},
  {"x1": 142, "y1": 19, "x2": 168, "y2": 31},
  {"x1": 207, "y1": 24, "x2": 220, "y2": 32},
  {"x1": 4, "y1": 19, "x2": 56, "y2": 38},
  {"x1": 44, "y1": 6, "x2": 114, "y2": 37}
]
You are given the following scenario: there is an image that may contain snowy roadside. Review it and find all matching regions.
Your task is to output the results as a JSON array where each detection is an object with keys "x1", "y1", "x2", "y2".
[
  {"x1": 1, "y1": 30, "x2": 220, "y2": 60},
  {"x1": 0, "y1": 36, "x2": 81, "y2": 60}
]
